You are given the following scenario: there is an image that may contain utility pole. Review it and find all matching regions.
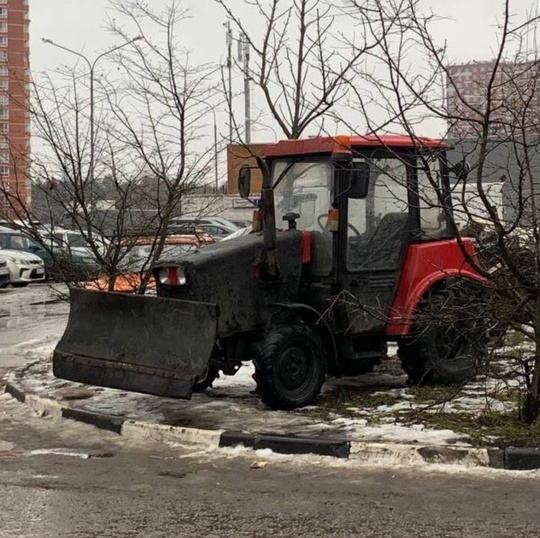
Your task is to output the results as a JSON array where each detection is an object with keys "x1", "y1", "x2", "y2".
[
  {"x1": 239, "y1": 34, "x2": 251, "y2": 144},
  {"x1": 225, "y1": 21, "x2": 233, "y2": 144}
]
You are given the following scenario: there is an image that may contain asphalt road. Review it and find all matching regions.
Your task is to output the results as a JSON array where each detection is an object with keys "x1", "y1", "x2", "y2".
[{"x1": 1, "y1": 285, "x2": 540, "y2": 537}]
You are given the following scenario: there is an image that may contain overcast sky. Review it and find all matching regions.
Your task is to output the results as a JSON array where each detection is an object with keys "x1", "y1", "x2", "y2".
[{"x1": 29, "y1": 0, "x2": 539, "y2": 140}]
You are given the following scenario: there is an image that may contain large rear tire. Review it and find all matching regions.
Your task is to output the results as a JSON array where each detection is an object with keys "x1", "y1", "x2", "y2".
[
  {"x1": 255, "y1": 323, "x2": 326, "y2": 410},
  {"x1": 398, "y1": 284, "x2": 488, "y2": 386}
]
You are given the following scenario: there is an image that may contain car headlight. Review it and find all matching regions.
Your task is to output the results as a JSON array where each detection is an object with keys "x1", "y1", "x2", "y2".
[{"x1": 158, "y1": 266, "x2": 187, "y2": 286}]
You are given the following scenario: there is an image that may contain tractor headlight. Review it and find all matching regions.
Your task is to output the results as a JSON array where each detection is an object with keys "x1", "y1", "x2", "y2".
[{"x1": 158, "y1": 266, "x2": 187, "y2": 286}]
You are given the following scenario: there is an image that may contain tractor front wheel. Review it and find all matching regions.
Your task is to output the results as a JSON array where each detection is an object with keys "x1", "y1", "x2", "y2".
[
  {"x1": 398, "y1": 286, "x2": 488, "y2": 386},
  {"x1": 255, "y1": 323, "x2": 326, "y2": 410},
  {"x1": 193, "y1": 367, "x2": 220, "y2": 393}
]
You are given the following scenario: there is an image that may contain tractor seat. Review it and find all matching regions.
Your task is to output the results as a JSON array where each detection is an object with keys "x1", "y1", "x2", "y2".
[{"x1": 349, "y1": 212, "x2": 409, "y2": 269}]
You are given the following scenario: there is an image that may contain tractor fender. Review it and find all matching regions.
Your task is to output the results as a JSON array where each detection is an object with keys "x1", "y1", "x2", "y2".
[
  {"x1": 386, "y1": 269, "x2": 485, "y2": 336},
  {"x1": 268, "y1": 303, "x2": 339, "y2": 370}
]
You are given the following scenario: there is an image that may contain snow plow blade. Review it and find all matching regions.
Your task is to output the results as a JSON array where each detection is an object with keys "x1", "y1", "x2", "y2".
[{"x1": 53, "y1": 289, "x2": 219, "y2": 399}]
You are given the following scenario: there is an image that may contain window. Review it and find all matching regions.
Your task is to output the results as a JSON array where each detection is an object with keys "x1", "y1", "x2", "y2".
[
  {"x1": 0, "y1": 9, "x2": 8, "y2": 18},
  {"x1": 0, "y1": 139, "x2": 7, "y2": 149},
  {"x1": 272, "y1": 159, "x2": 333, "y2": 276},
  {"x1": 0, "y1": 36, "x2": 7, "y2": 47},
  {"x1": 0, "y1": 108, "x2": 8, "y2": 120},
  {"x1": 0, "y1": 123, "x2": 8, "y2": 133},
  {"x1": 0, "y1": 22, "x2": 7, "y2": 33},
  {"x1": 0, "y1": 165, "x2": 8, "y2": 176},
  {"x1": 0, "y1": 79, "x2": 9, "y2": 90},
  {"x1": 347, "y1": 156, "x2": 410, "y2": 271},
  {"x1": 0, "y1": 66, "x2": 7, "y2": 77},
  {"x1": 0, "y1": 1, "x2": 7, "y2": 5},
  {"x1": 273, "y1": 161, "x2": 332, "y2": 231},
  {"x1": 0, "y1": 95, "x2": 7, "y2": 106},
  {"x1": 0, "y1": 153, "x2": 8, "y2": 163},
  {"x1": 417, "y1": 155, "x2": 446, "y2": 237},
  {"x1": 0, "y1": 51, "x2": 6, "y2": 62}
]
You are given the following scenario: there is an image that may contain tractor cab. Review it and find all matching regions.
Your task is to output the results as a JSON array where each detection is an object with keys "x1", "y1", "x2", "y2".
[{"x1": 239, "y1": 135, "x2": 462, "y2": 333}]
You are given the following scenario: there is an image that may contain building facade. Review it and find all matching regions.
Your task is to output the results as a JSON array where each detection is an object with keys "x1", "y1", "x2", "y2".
[
  {"x1": 446, "y1": 61, "x2": 540, "y2": 138},
  {"x1": 0, "y1": 0, "x2": 29, "y2": 216}
]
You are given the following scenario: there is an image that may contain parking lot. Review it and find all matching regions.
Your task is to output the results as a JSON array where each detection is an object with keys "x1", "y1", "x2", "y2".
[{"x1": 0, "y1": 283, "x2": 69, "y2": 371}]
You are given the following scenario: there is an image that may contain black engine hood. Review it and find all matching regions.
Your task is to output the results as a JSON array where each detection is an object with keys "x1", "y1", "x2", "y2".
[{"x1": 154, "y1": 231, "x2": 305, "y2": 336}]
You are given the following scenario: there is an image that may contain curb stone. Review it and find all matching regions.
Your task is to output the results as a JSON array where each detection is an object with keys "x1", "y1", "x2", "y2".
[
  {"x1": 505, "y1": 448, "x2": 540, "y2": 470},
  {"x1": 5, "y1": 371, "x2": 533, "y2": 470},
  {"x1": 219, "y1": 431, "x2": 351, "y2": 458}
]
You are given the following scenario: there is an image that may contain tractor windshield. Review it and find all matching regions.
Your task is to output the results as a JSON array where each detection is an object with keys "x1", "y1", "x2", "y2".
[{"x1": 272, "y1": 160, "x2": 332, "y2": 231}]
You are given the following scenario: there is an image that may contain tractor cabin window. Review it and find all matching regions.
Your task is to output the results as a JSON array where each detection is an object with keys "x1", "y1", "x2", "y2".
[
  {"x1": 416, "y1": 155, "x2": 447, "y2": 238},
  {"x1": 347, "y1": 157, "x2": 410, "y2": 271},
  {"x1": 272, "y1": 159, "x2": 333, "y2": 276}
]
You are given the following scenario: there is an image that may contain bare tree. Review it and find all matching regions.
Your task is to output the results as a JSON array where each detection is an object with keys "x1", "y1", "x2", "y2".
[
  {"x1": 342, "y1": 0, "x2": 540, "y2": 423},
  {"x1": 0, "y1": 0, "x2": 219, "y2": 294},
  {"x1": 103, "y1": 0, "x2": 222, "y2": 289},
  {"x1": 215, "y1": 0, "x2": 384, "y2": 141}
]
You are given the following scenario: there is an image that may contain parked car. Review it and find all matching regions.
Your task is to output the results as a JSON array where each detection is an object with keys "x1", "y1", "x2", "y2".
[
  {"x1": 86, "y1": 233, "x2": 214, "y2": 293},
  {"x1": 0, "y1": 254, "x2": 10, "y2": 287},
  {"x1": 221, "y1": 225, "x2": 252, "y2": 242},
  {"x1": 39, "y1": 226, "x2": 110, "y2": 257},
  {"x1": 168, "y1": 216, "x2": 241, "y2": 240},
  {"x1": 0, "y1": 227, "x2": 100, "y2": 282},
  {"x1": 229, "y1": 219, "x2": 251, "y2": 229},
  {"x1": 0, "y1": 248, "x2": 45, "y2": 287}
]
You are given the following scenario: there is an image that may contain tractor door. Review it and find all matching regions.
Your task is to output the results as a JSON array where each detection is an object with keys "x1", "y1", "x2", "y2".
[{"x1": 339, "y1": 155, "x2": 413, "y2": 334}]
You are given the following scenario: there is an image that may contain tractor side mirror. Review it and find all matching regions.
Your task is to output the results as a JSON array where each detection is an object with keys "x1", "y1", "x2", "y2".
[
  {"x1": 348, "y1": 161, "x2": 370, "y2": 199},
  {"x1": 451, "y1": 159, "x2": 471, "y2": 182},
  {"x1": 238, "y1": 165, "x2": 252, "y2": 199}
]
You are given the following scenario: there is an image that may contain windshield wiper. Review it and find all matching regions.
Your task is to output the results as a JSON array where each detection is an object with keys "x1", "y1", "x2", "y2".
[{"x1": 272, "y1": 158, "x2": 301, "y2": 190}]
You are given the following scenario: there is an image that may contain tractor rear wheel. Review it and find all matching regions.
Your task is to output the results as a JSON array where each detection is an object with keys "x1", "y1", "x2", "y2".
[
  {"x1": 398, "y1": 285, "x2": 488, "y2": 386},
  {"x1": 255, "y1": 323, "x2": 326, "y2": 410}
]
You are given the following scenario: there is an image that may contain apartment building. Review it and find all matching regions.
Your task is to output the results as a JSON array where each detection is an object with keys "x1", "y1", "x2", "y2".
[
  {"x1": 446, "y1": 60, "x2": 540, "y2": 138},
  {"x1": 0, "y1": 0, "x2": 30, "y2": 215}
]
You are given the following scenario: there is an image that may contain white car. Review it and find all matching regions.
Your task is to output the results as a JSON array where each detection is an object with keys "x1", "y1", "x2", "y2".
[
  {"x1": 0, "y1": 254, "x2": 9, "y2": 287},
  {"x1": 0, "y1": 248, "x2": 46, "y2": 288},
  {"x1": 39, "y1": 226, "x2": 109, "y2": 257}
]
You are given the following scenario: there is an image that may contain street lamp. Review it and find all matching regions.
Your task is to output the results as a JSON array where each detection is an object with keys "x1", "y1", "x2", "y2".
[
  {"x1": 209, "y1": 105, "x2": 219, "y2": 192},
  {"x1": 190, "y1": 96, "x2": 220, "y2": 193},
  {"x1": 41, "y1": 36, "x2": 143, "y2": 206}
]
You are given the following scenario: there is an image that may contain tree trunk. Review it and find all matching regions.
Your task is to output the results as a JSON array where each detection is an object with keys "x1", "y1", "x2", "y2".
[{"x1": 521, "y1": 297, "x2": 540, "y2": 424}]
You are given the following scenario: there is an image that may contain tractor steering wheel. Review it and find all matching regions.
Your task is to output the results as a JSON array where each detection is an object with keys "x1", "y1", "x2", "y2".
[{"x1": 316, "y1": 214, "x2": 361, "y2": 237}]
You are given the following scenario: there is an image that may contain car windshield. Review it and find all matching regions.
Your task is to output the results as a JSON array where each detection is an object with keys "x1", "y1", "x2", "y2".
[
  {"x1": 272, "y1": 160, "x2": 332, "y2": 231},
  {"x1": 6, "y1": 233, "x2": 41, "y2": 251},
  {"x1": 42, "y1": 234, "x2": 63, "y2": 248},
  {"x1": 66, "y1": 233, "x2": 89, "y2": 248}
]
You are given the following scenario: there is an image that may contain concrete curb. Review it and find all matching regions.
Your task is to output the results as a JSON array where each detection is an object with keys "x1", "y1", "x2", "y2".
[
  {"x1": 505, "y1": 448, "x2": 540, "y2": 470},
  {"x1": 219, "y1": 431, "x2": 351, "y2": 458},
  {"x1": 5, "y1": 372, "x2": 532, "y2": 470}
]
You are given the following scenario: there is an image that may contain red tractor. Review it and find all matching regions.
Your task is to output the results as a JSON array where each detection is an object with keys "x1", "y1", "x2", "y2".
[{"x1": 54, "y1": 134, "x2": 486, "y2": 410}]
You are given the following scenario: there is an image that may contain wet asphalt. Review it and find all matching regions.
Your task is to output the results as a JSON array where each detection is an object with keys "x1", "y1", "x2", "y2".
[{"x1": 1, "y1": 285, "x2": 540, "y2": 537}]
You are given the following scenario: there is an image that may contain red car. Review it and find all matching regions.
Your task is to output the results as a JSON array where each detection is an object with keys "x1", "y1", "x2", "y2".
[{"x1": 86, "y1": 233, "x2": 214, "y2": 293}]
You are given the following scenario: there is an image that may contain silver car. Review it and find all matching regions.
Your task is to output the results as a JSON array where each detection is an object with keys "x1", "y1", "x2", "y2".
[{"x1": 0, "y1": 248, "x2": 46, "y2": 288}]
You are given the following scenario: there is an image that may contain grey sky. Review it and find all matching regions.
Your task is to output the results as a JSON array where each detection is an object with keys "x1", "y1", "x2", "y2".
[{"x1": 29, "y1": 0, "x2": 539, "y2": 140}]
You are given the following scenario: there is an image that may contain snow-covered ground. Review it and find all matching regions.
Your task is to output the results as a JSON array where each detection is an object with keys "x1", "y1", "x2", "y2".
[{"x1": 3, "y1": 285, "x2": 527, "y2": 448}]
